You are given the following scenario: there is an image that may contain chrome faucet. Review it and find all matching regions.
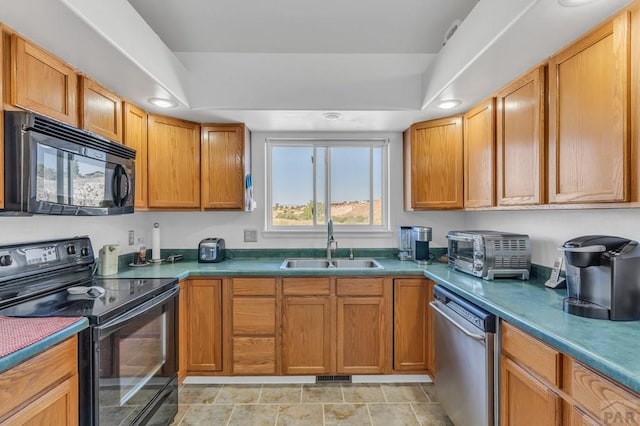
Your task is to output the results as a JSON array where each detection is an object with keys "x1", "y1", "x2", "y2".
[{"x1": 327, "y1": 219, "x2": 338, "y2": 262}]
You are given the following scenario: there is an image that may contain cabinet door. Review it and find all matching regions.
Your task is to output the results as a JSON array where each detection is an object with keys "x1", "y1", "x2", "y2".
[
  {"x1": 80, "y1": 77, "x2": 122, "y2": 143},
  {"x1": 570, "y1": 406, "x2": 600, "y2": 426},
  {"x1": 464, "y1": 98, "x2": 496, "y2": 208},
  {"x1": 201, "y1": 125, "x2": 245, "y2": 210},
  {"x1": 123, "y1": 102, "x2": 148, "y2": 209},
  {"x1": 404, "y1": 116, "x2": 463, "y2": 209},
  {"x1": 548, "y1": 14, "x2": 630, "y2": 203},
  {"x1": 282, "y1": 296, "x2": 333, "y2": 375},
  {"x1": 500, "y1": 356, "x2": 562, "y2": 426},
  {"x1": 426, "y1": 279, "x2": 436, "y2": 376},
  {"x1": 147, "y1": 114, "x2": 200, "y2": 208},
  {"x1": 393, "y1": 278, "x2": 428, "y2": 371},
  {"x1": 1, "y1": 32, "x2": 4, "y2": 210},
  {"x1": 187, "y1": 279, "x2": 223, "y2": 372},
  {"x1": 496, "y1": 66, "x2": 545, "y2": 206},
  {"x1": 178, "y1": 280, "x2": 188, "y2": 382},
  {"x1": 337, "y1": 297, "x2": 385, "y2": 374},
  {"x1": 11, "y1": 35, "x2": 78, "y2": 126}
]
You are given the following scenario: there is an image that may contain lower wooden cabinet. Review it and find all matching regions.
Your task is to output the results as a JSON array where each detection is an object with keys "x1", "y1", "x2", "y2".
[
  {"x1": 393, "y1": 278, "x2": 429, "y2": 372},
  {"x1": 0, "y1": 336, "x2": 78, "y2": 425},
  {"x1": 186, "y1": 279, "x2": 223, "y2": 373},
  {"x1": 178, "y1": 280, "x2": 188, "y2": 382}
]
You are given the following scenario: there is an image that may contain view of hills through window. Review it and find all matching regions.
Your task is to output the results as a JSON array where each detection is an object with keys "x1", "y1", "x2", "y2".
[{"x1": 271, "y1": 144, "x2": 383, "y2": 227}]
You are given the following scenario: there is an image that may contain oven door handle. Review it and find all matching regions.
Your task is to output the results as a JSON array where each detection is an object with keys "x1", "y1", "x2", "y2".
[
  {"x1": 430, "y1": 301, "x2": 485, "y2": 342},
  {"x1": 96, "y1": 286, "x2": 179, "y2": 336}
]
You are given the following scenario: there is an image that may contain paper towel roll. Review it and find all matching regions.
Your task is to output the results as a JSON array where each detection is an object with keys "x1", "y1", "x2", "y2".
[{"x1": 152, "y1": 223, "x2": 161, "y2": 261}]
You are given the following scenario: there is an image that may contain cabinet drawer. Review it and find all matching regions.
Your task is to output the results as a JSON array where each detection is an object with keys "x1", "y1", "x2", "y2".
[
  {"x1": 232, "y1": 337, "x2": 276, "y2": 375},
  {"x1": 502, "y1": 322, "x2": 561, "y2": 386},
  {"x1": 282, "y1": 278, "x2": 331, "y2": 296},
  {"x1": 232, "y1": 298, "x2": 276, "y2": 335},
  {"x1": 566, "y1": 358, "x2": 640, "y2": 423},
  {"x1": 0, "y1": 336, "x2": 77, "y2": 420},
  {"x1": 336, "y1": 278, "x2": 384, "y2": 296},
  {"x1": 232, "y1": 278, "x2": 276, "y2": 296}
]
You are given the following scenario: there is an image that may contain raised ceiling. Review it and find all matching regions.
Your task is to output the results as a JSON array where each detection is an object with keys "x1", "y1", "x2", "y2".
[{"x1": 0, "y1": 0, "x2": 633, "y2": 131}]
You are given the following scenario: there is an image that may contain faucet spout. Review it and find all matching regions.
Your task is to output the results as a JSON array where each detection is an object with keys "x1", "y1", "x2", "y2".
[{"x1": 327, "y1": 219, "x2": 337, "y2": 261}]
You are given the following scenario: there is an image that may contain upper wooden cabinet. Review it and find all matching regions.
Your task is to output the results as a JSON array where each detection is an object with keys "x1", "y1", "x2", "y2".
[
  {"x1": 496, "y1": 66, "x2": 546, "y2": 206},
  {"x1": 548, "y1": 13, "x2": 630, "y2": 203},
  {"x1": 403, "y1": 116, "x2": 464, "y2": 210},
  {"x1": 9, "y1": 34, "x2": 78, "y2": 126},
  {"x1": 201, "y1": 124, "x2": 247, "y2": 210},
  {"x1": 123, "y1": 102, "x2": 148, "y2": 209},
  {"x1": 80, "y1": 76, "x2": 122, "y2": 143},
  {"x1": 147, "y1": 114, "x2": 200, "y2": 209},
  {"x1": 1, "y1": 31, "x2": 5, "y2": 210},
  {"x1": 464, "y1": 98, "x2": 496, "y2": 208}
]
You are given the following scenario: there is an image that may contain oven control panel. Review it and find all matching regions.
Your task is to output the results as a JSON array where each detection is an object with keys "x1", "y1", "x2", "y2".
[{"x1": 0, "y1": 237, "x2": 94, "y2": 280}]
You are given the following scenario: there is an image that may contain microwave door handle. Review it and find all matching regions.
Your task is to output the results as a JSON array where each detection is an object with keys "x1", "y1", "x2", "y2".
[
  {"x1": 111, "y1": 166, "x2": 121, "y2": 207},
  {"x1": 558, "y1": 245, "x2": 607, "y2": 253},
  {"x1": 118, "y1": 168, "x2": 130, "y2": 206}
]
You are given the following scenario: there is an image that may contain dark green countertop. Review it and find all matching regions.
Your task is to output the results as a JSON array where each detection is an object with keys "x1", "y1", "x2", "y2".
[{"x1": 422, "y1": 263, "x2": 640, "y2": 394}]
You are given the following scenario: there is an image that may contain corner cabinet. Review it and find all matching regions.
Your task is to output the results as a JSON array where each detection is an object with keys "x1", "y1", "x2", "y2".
[
  {"x1": 403, "y1": 116, "x2": 464, "y2": 210},
  {"x1": 123, "y1": 102, "x2": 148, "y2": 209},
  {"x1": 186, "y1": 279, "x2": 223, "y2": 373},
  {"x1": 201, "y1": 124, "x2": 248, "y2": 210},
  {"x1": 496, "y1": 66, "x2": 546, "y2": 206},
  {"x1": 548, "y1": 12, "x2": 630, "y2": 204},
  {"x1": 464, "y1": 98, "x2": 496, "y2": 208},
  {"x1": 147, "y1": 114, "x2": 201, "y2": 209},
  {"x1": 80, "y1": 76, "x2": 122, "y2": 143}
]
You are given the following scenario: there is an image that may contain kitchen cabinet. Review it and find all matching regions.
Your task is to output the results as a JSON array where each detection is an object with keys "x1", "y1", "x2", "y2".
[
  {"x1": 464, "y1": 97, "x2": 496, "y2": 208},
  {"x1": 123, "y1": 102, "x2": 148, "y2": 209},
  {"x1": 281, "y1": 277, "x2": 334, "y2": 375},
  {"x1": 8, "y1": 34, "x2": 78, "y2": 126},
  {"x1": 201, "y1": 124, "x2": 248, "y2": 210},
  {"x1": 186, "y1": 278, "x2": 223, "y2": 373},
  {"x1": 336, "y1": 278, "x2": 389, "y2": 374},
  {"x1": 1, "y1": 30, "x2": 5, "y2": 210},
  {"x1": 0, "y1": 336, "x2": 78, "y2": 425},
  {"x1": 426, "y1": 279, "x2": 435, "y2": 377},
  {"x1": 80, "y1": 76, "x2": 122, "y2": 143},
  {"x1": 231, "y1": 278, "x2": 277, "y2": 375},
  {"x1": 403, "y1": 116, "x2": 464, "y2": 210},
  {"x1": 147, "y1": 114, "x2": 200, "y2": 209},
  {"x1": 178, "y1": 280, "x2": 187, "y2": 383},
  {"x1": 393, "y1": 278, "x2": 429, "y2": 372},
  {"x1": 548, "y1": 13, "x2": 630, "y2": 203},
  {"x1": 496, "y1": 66, "x2": 545, "y2": 206}
]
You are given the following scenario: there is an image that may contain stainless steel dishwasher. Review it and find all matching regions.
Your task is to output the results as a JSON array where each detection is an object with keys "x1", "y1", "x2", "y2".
[{"x1": 430, "y1": 285, "x2": 497, "y2": 426}]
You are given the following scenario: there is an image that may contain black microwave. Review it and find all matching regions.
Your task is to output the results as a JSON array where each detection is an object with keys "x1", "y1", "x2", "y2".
[{"x1": 2, "y1": 111, "x2": 135, "y2": 216}]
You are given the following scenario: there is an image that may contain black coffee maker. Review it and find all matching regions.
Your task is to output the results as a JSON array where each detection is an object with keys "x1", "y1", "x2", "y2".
[{"x1": 561, "y1": 235, "x2": 640, "y2": 321}]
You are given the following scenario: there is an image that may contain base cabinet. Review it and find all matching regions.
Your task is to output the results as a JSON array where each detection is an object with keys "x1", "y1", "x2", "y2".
[
  {"x1": 186, "y1": 279, "x2": 223, "y2": 373},
  {"x1": 393, "y1": 278, "x2": 429, "y2": 372}
]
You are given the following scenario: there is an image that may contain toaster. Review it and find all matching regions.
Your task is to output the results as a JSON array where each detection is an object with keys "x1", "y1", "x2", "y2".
[{"x1": 198, "y1": 238, "x2": 226, "y2": 263}]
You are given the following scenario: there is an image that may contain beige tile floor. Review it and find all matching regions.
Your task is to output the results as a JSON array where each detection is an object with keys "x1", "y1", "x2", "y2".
[{"x1": 171, "y1": 382, "x2": 453, "y2": 425}]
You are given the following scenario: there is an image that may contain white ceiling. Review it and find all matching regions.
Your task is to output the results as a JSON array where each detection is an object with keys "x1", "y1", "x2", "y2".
[{"x1": 0, "y1": 0, "x2": 633, "y2": 131}]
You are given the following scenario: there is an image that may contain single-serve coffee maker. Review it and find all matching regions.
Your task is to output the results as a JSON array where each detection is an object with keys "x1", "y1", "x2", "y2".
[
  {"x1": 398, "y1": 226, "x2": 413, "y2": 261},
  {"x1": 411, "y1": 226, "x2": 432, "y2": 266},
  {"x1": 561, "y1": 235, "x2": 640, "y2": 321}
]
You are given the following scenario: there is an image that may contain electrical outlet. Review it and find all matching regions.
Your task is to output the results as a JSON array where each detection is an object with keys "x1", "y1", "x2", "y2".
[
  {"x1": 128, "y1": 230, "x2": 135, "y2": 246},
  {"x1": 243, "y1": 229, "x2": 258, "y2": 243}
]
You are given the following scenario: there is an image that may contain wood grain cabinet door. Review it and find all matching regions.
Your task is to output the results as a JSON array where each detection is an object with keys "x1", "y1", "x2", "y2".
[
  {"x1": 500, "y1": 356, "x2": 562, "y2": 426},
  {"x1": 201, "y1": 125, "x2": 245, "y2": 210},
  {"x1": 404, "y1": 116, "x2": 463, "y2": 210},
  {"x1": 548, "y1": 13, "x2": 630, "y2": 203},
  {"x1": 80, "y1": 77, "x2": 122, "y2": 143},
  {"x1": 281, "y1": 296, "x2": 333, "y2": 375},
  {"x1": 147, "y1": 114, "x2": 200, "y2": 209},
  {"x1": 10, "y1": 35, "x2": 78, "y2": 126},
  {"x1": 187, "y1": 279, "x2": 223, "y2": 372},
  {"x1": 464, "y1": 98, "x2": 496, "y2": 208},
  {"x1": 393, "y1": 278, "x2": 428, "y2": 372},
  {"x1": 123, "y1": 102, "x2": 148, "y2": 209},
  {"x1": 496, "y1": 66, "x2": 545, "y2": 206},
  {"x1": 336, "y1": 297, "x2": 385, "y2": 374}
]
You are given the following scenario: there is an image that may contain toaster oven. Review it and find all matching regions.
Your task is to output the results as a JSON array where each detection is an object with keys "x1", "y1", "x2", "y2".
[{"x1": 447, "y1": 231, "x2": 531, "y2": 280}]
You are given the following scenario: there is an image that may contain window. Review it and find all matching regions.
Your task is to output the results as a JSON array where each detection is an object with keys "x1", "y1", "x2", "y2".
[{"x1": 266, "y1": 138, "x2": 389, "y2": 231}]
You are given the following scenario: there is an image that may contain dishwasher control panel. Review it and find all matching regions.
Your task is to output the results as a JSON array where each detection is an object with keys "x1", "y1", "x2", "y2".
[{"x1": 433, "y1": 285, "x2": 496, "y2": 332}]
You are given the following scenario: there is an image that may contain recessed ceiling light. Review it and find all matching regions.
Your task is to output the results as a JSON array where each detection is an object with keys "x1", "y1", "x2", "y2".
[
  {"x1": 148, "y1": 97, "x2": 178, "y2": 108},
  {"x1": 436, "y1": 99, "x2": 461, "y2": 110},
  {"x1": 557, "y1": 0, "x2": 598, "y2": 6},
  {"x1": 323, "y1": 112, "x2": 341, "y2": 121}
]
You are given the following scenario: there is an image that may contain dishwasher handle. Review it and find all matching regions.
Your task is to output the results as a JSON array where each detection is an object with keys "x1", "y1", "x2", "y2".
[{"x1": 430, "y1": 301, "x2": 486, "y2": 342}]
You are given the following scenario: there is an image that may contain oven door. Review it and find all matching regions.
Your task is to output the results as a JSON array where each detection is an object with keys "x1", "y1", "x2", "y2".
[{"x1": 91, "y1": 286, "x2": 178, "y2": 426}]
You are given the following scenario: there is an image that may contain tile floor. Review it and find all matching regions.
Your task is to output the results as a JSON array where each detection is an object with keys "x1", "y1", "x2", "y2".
[{"x1": 171, "y1": 382, "x2": 452, "y2": 425}]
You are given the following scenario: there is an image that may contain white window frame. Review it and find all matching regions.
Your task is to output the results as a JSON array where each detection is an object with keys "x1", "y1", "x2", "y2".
[{"x1": 265, "y1": 137, "x2": 390, "y2": 233}]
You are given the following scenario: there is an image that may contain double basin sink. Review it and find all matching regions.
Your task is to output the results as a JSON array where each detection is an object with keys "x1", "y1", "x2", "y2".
[{"x1": 280, "y1": 258, "x2": 383, "y2": 270}]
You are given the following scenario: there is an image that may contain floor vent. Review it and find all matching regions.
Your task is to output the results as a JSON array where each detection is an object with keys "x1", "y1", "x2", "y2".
[{"x1": 316, "y1": 375, "x2": 352, "y2": 383}]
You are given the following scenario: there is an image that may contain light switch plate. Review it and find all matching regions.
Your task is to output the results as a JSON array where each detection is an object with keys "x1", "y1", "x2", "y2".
[
  {"x1": 244, "y1": 229, "x2": 258, "y2": 242},
  {"x1": 128, "y1": 230, "x2": 135, "y2": 245}
]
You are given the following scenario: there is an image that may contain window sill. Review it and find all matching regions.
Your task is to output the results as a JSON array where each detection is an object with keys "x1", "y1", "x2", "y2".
[{"x1": 263, "y1": 229, "x2": 393, "y2": 239}]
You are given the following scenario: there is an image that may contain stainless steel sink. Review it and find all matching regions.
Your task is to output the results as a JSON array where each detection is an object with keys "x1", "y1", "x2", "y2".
[{"x1": 280, "y1": 258, "x2": 383, "y2": 270}]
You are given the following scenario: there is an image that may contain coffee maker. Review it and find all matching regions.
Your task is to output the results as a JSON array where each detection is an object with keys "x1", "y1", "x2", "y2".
[
  {"x1": 398, "y1": 226, "x2": 413, "y2": 260},
  {"x1": 411, "y1": 226, "x2": 432, "y2": 266},
  {"x1": 561, "y1": 235, "x2": 640, "y2": 321}
]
